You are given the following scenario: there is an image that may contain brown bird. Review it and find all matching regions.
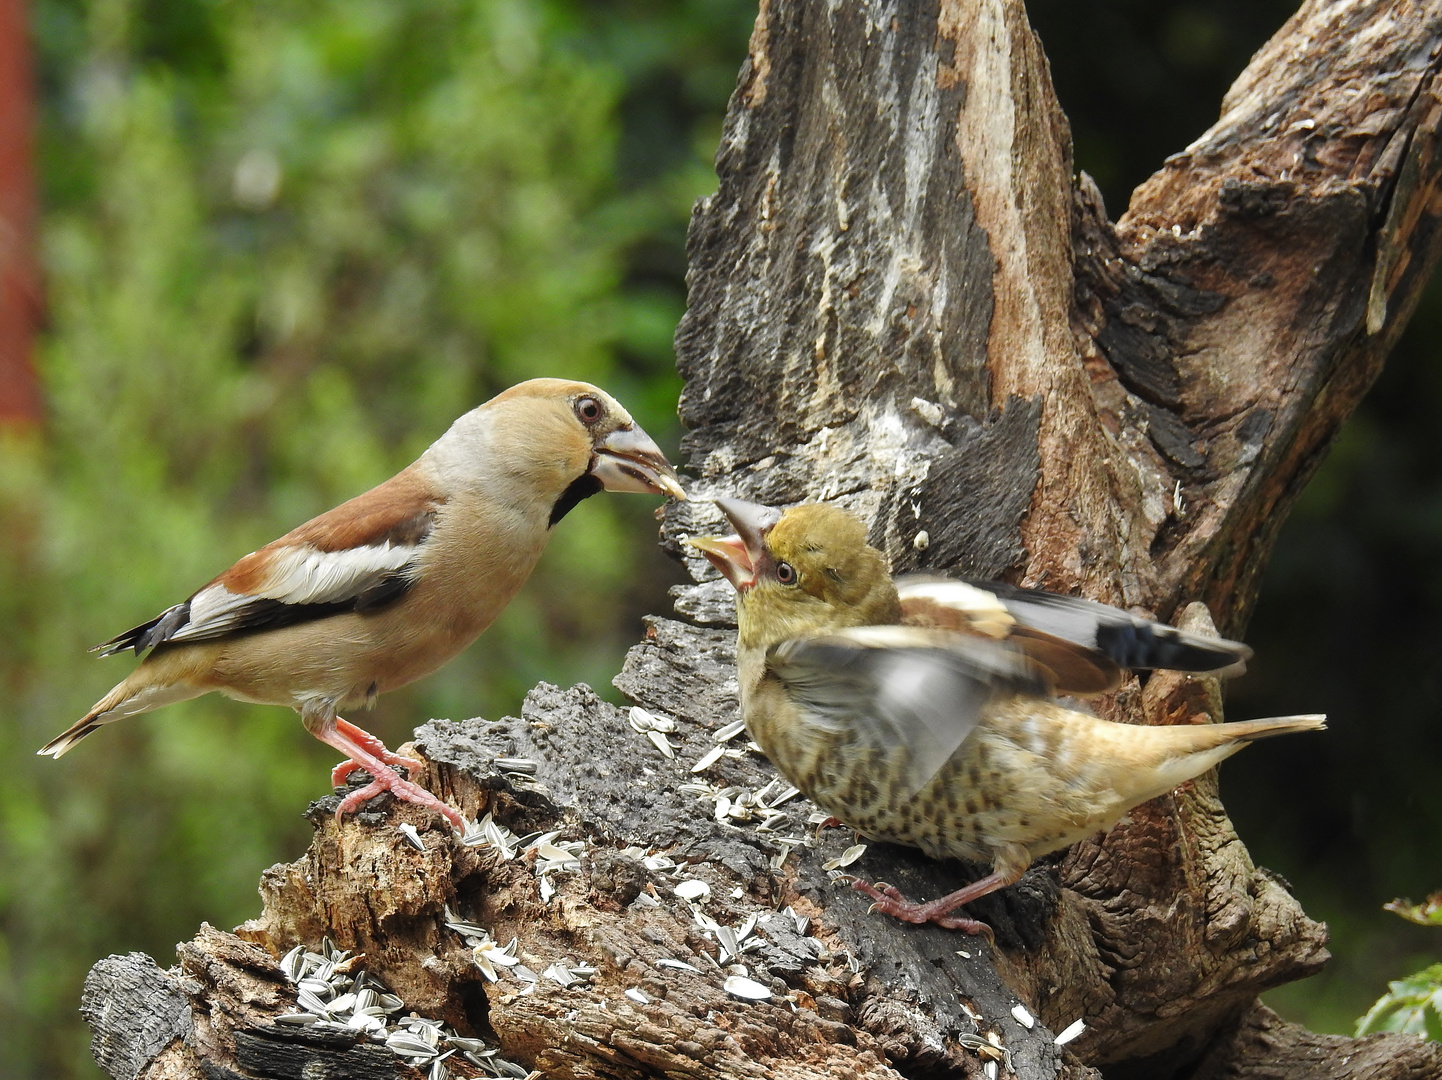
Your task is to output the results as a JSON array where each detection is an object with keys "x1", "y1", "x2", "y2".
[
  {"x1": 689, "y1": 498, "x2": 1324, "y2": 935},
  {"x1": 41, "y1": 379, "x2": 686, "y2": 830}
]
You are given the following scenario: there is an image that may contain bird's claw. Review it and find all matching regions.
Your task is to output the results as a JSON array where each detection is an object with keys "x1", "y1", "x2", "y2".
[
  {"x1": 849, "y1": 877, "x2": 994, "y2": 938},
  {"x1": 333, "y1": 767, "x2": 465, "y2": 831},
  {"x1": 331, "y1": 752, "x2": 423, "y2": 787}
]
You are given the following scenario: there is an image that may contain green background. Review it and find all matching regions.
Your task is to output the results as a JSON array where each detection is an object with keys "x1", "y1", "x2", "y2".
[{"x1": 0, "y1": 1, "x2": 1435, "y2": 1075}]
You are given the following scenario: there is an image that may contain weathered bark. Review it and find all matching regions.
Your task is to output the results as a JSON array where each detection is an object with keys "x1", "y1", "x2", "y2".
[{"x1": 76, "y1": 1, "x2": 1442, "y2": 1079}]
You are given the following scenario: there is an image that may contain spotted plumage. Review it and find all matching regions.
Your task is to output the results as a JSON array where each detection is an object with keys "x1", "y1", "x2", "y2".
[{"x1": 691, "y1": 498, "x2": 1324, "y2": 935}]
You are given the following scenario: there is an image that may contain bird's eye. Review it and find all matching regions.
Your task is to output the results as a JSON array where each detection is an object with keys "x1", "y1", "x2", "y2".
[
  {"x1": 776, "y1": 561, "x2": 798, "y2": 586},
  {"x1": 574, "y1": 396, "x2": 604, "y2": 425}
]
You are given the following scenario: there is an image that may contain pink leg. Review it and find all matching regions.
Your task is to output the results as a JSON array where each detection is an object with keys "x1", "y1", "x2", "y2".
[
  {"x1": 849, "y1": 850, "x2": 1029, "y2": 938},
  {"x1": 329, "y1": 718, "x2": 424, "y2": 786},
  {"x1": 307, "y1": 712, "x2": 463, "y2": 831}
]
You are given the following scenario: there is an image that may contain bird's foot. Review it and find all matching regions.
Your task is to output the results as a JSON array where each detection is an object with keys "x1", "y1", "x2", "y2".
[
  {"x1": 315, "y1": 716, "x2": 464, "y2": 831},
  {"x1": 334, "y1": 766, "x2": 465, "y2": 831},
  {"x1": 330, "y1": 719, "x2": 423, "y2": 785},
  {"x1": 331, "y1": 749, "x2": 424, "y2": 787},
  {"x1": 850, "y1": 879, "x2": 995, "y2": 940}
]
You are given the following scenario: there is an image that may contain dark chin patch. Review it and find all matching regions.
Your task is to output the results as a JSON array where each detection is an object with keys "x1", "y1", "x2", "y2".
[{"x1": 550, "y1": 472, "x2": 603, "y2": 527}]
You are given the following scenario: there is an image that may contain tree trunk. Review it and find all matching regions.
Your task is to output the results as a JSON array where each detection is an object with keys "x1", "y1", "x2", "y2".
[{"x1": 77, "y1": 1, "x2": 1442, "y2": 1078}]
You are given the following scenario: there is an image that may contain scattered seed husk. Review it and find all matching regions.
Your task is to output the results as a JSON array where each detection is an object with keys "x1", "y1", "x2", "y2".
[
  {"x1": 494, "y1": 757, "x2": 538, "y2": 775},
  {"x1": 543, "y1": 962, "x2": 580, "y2": 988},
  {"x1": 281, "y1": 945, "x2": 306, "y2": 982},
  {"x1": 655, "y1": 958, "x2": 702, "y2": 973},
  {"x1": 769, "y1": 785, "x2": 801, "y2": 808},
  {"x1": 629, "y1": 706, "x2": 676, "y2": 733},
  {"x1": 625, "y1": 988, "x2": 651, "y2": 1004},
  {"x1": 533, "y1": 839, "x2": 583, "y2": 865},
  {"x1": 446, "y1": 1037, "x2": 488, "y2": 1054},
  {"x1": 1054, "y1": 1018, "x2": 1086, "y2": 1045},
  {"x1": 398, "y1": 822, "x2": 427, "y2": 852},
  {"x1": 822, "y1": 843, "x2": 867, "y2": 871},
  {"x1": 691, "y1": 744, "x2": 727, "y2": 772},
  {"x1": 646, "y1": 729, "x2": 676, "y2": 758},
  {"x1": 1011, "y1": 1003, "x2": 1036, "y2": 1029},
  {"x1": 783, "y1": 906, "x2": 809, "y2": 936},
  {"x1": 713, "y1": 719, "x2": 747, "y2": 742},
  {"x1": 674, "y1": 879, "x2": 711, "y2": 902},
  {"x1": 716, "y1": 926, "x2": 739, "y2": 962},
  {"x1": 274, "y1": 1012, "x2": 319, "y2": 1026},
  {"x1": 386, "y1": 1032, "x2": 440, "y2": 1058},
  {"x1": 723, "y1": 975, "x2": 772, "y2": 1001}
]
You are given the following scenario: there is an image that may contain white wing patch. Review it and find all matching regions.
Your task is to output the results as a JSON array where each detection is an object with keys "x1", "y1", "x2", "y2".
[
  {"x1": 251, "y1": 542, "x2": 418, "y2": 605},
  {"x1": 896, "y1": 578, "x2": 1015, "y2": 638},
  {"x1": 173, "y1": 541, "x2": 421, "y2": 641}
]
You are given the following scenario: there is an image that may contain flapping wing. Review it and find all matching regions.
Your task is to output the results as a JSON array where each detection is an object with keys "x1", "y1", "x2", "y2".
[
  {"x1": 96, "y1": 469, "x2": 443, "y2": 656},
  {"x1": 897, "y1": 575, "x2": 1252, "y2": 693},
  {"x1": 766, "y1": 626, "x2": 1050, "y2": 798}
]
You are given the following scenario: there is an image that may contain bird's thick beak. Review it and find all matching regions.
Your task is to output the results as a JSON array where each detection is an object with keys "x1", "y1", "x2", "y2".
[
  {"x1": 687, "y1": 497, "x2": 782, "y2": 592},
  {"x1": 591, "y1": 425, "x2": 687, "y2": 500}
]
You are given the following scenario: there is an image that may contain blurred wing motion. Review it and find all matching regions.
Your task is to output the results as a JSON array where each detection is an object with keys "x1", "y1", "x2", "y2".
[
  {"x1": 896, "y1": 575, "x2": 1253, "y2": 694},
  {"x1": 766, "y1": 625, "x2": 1051, "y2": 798}
]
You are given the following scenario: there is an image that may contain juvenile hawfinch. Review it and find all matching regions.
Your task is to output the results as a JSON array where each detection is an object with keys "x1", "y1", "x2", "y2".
[
  {"x1": 690, "y1": 498, "x2": 1324, "y2": 936},
  {"x1": 41, "y1": 379, "x2": 686, "y2": 830}
]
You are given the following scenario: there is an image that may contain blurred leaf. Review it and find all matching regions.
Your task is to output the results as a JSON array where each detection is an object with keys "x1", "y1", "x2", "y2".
[
  {"x1": 1386, "y1": 892, "x2": 1442, "y2": 928},
  {"x1": 1356, "y1": 964, "x2": 1442, "y2": 1039}
]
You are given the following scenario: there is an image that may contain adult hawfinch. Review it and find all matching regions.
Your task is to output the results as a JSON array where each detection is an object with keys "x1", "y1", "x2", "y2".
[{"x1": 41, "y1": 379, "x2": 686, "y2": 830}]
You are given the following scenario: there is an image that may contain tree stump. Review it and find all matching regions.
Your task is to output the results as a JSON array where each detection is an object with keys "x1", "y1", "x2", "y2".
[{"x1": 77, "y1": 1, "x2": 1442, "y2": 1077}]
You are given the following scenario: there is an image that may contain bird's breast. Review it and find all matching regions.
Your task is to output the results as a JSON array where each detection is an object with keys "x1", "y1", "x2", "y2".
[{"x1": 746, "y1": 680, "x2": 1121, "y2": 866}]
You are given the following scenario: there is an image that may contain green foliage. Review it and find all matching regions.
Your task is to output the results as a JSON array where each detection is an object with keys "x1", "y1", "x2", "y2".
[
  {"x1": 1357, "y1": 965, "x2": 1442, "y2": 1041},
  {"x1": 2, "y1": 1, "x2": 752, "y2": 1076},
  {"x1": 1386, "y1": 893, "x2": 1442, "y2": 928},
  {"x1": 1355, "y1": 894, "x2": 1442, "y2": 1042}
]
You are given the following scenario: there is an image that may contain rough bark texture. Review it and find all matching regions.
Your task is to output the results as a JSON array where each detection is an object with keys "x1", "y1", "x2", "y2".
[{"x1": 76, "y1": 1, "x2": 1442, "y2": 1079}]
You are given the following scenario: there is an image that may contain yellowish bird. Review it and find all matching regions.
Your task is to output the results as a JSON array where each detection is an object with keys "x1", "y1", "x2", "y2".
[
  {"x1": 690, "y1": 498, "x2": 1324, "y2": 935},
  {"x1": 42, "y1": 379, "x2": 686, "y2": 830}
]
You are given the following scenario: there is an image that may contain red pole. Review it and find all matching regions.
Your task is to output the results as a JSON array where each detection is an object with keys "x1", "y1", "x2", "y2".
[{"x1": 0, "y1": 0, "x2": 41, "y2": 429}]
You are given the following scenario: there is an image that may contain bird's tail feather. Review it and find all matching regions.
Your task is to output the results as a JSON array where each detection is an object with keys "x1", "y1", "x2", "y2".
[
  {"x1": 39, "y1": 669, "x2": 206, "y2": 757},
  {"x1": 1204, "y1": 713, "x2": 1327, "y2": 747},
  {"x1": 1097, "y1": 712, "x2": 1326, "y2": 812}
]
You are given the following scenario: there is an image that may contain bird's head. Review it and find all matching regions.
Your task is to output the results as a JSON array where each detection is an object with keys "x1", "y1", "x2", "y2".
[
  {"x1": 690, "y1": 499, "x2": 900, "y2": 650},
  {"x1": 431, "y1": 378, "x2": 686, "y2": 524}
]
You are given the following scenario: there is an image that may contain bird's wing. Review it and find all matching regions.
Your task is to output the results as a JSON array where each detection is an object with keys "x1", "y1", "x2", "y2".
[
  {"x1": 95, "y1": 468, "x2": 444, "y2": 656},
  {"x1": 896, "y1": 575, "x2": 1252, "y2": 692},
  {"x1": 766, "y1": 625, "x2": 1050, "y2": 798}
]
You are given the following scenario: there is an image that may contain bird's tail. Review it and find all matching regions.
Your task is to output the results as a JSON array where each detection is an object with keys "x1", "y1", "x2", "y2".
[
  {"x1": 1211, "y1": 713, "x2": 1328, "y2": 743},
  {"x1": 39, "y1": 660, "x2": 207, "y2": 758},
  {"x1": 1108, "y1": 712, "x2": 1326, "y2": 806}
]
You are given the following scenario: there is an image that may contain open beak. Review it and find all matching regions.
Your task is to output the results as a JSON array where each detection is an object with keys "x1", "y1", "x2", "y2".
[
  {"x1": 591, "y1": 425, "x2": 687, "y2": 500},
  {"x1": 687, "y1": 497, "x2": 782, "y2": 592}
]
